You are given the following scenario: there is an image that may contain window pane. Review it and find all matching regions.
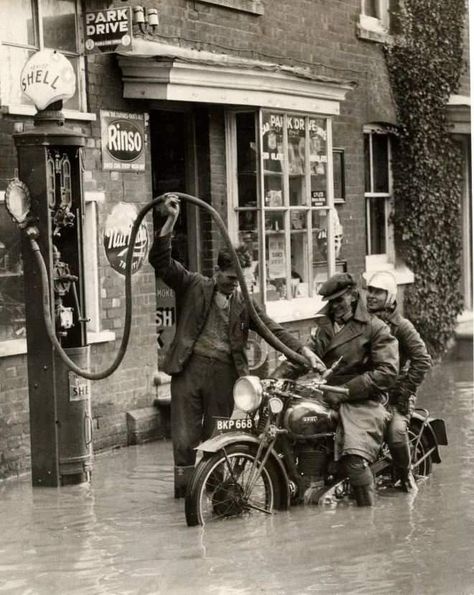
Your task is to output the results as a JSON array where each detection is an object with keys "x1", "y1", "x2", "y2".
[
  {"x1": 41, "y1": 0, "x2": 78, "y2": 53},
  {"x1": 364, "y1": 0, "x2": 378, "y2": 17},
  {"x1": 0, "y1": 0, "x2": 36, "y2": 46},
  {"x1": 1, "y1": 46, "x2": 36, "y2": 106},
  {"x1": 266, "y1": 232, "x2": 287, "y2": 301},
  {"x1": 264, "y1": 174, "x2": 283, "y2": 207},
  {"x1": 287, "y1": 115, "x2": 306, "y2": 206},
  {"x1": 364, "y1": 133, "x2": 371, "y2": 192},
  {"x1": 309, "y1": 117, "x2": 327, "y2": 206},
  {"x1": 0, "y1": 211, "x2": 25, "y2": 341},
  {"x1": 238, "y1": 226, "x2": 259, "y2": 296},
  {"x1": 290, "y1": 230, "x2": 309, "y2": 298},
  {"x1": 262, "y1": 112, "x2": 283, "y2": 173},
  {"x1": 367, "y1": 197, "x2": 386, "y2": 254},
  {"x1": 312, "y1": 210, "x2": 330, "y2": 294},
  {"x1": 236, "y1": 113, "x2": 257, "y2": 208},
  {"x1": 372, "y1": 134, "x2": 389, "y2": 193}
]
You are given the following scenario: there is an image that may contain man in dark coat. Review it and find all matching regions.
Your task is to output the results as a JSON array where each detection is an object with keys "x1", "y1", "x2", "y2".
[
  {"x1": 366, "y1": 271, "x2": 432, "y2": 492},
  {"x1": 149, "y1": 196, "x2": 325, "y2": 497},
  {"x1": 306, "y1": 272, "x2": 399, "y2": 506}
]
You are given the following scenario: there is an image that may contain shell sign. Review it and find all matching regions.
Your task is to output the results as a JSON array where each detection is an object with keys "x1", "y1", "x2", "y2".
[
  {"x1": 100, "y1": 110, "x2": 146, "y2": 171},
  {"x1": 20, "y1": 50, "x2": 76, "y2": 110}
]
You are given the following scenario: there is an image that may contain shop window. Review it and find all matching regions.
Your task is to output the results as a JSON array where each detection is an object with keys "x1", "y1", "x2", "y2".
[
  {"x1": 228, "y1": 110, "x2": 342, "y2": 320},
  {"x1": 0, "y1": 194, "x2": 25, "y2": 344},
  {"x1": 0, "y1": 190, "x2": 111, "y2": 354},
  {"x1": 0, "y1": 0, "x2": 86, "y2": 112},
  {"x1": 364, "y1": 127, "x2": 394, "y2": 267}
]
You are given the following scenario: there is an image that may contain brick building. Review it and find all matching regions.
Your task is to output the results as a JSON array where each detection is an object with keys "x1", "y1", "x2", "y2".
[{"x1": 0, "y1": 0, "x2": 470, "y2": 479}]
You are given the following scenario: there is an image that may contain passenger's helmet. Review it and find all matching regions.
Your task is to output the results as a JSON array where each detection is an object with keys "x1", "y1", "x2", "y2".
[{"x1": 367, "y1": 271, "x2": 397, "y2": 307}]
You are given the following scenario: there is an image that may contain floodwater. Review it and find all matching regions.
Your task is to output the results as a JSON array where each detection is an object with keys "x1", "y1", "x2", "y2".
[{"x1": 0, "y1": 360, "x2": 473, "y2": 595}]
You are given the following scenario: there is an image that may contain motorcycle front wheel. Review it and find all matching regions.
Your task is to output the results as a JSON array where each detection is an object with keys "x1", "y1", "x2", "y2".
[{"x1": 185, "y1": 444, "x2": 284, "y2": 526}]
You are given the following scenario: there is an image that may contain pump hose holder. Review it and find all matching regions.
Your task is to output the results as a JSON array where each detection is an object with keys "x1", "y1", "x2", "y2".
[{"x1": 27, "y1": 192, "x2": 309, "y2": 380}]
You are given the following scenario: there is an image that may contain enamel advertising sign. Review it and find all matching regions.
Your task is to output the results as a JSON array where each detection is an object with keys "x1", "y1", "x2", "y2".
[
  {"x1": 84, "y1": 7, "x2": 132, "y2": 54},
  {"x1": 103, "y1": 203, "x2": 149, "y2": 276},
  {"x1": 100, "y1": 110, "x2": 146, "y2": 171}
]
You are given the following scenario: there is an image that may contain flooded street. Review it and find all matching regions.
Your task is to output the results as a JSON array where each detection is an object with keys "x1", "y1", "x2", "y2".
[{"x1": 1, "y1": 360, "x2": 473, "y2": 595}]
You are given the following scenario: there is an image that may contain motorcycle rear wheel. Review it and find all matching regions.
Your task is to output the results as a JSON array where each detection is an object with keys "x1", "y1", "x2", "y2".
[
  {"x1": 409, "y1": 427, "x2": 433, "y2": 477},
  {"x1": 185, "y1": 444, "x2": 284, "y2": 526}
]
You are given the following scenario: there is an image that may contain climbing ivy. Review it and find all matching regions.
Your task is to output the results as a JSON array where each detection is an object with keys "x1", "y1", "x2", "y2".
[{"x1": 385, "y1": 0, "x2": 466, "y2": 359}]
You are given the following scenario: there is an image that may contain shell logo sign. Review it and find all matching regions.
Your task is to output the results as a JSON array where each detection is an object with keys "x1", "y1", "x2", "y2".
[
  {"x1": 20, "y1": 50, "x2": 76, "y2": 110},
  {"x1": 103, "y1": 203, "x2": 149, "y2": 276},
  {"x1": 100, "y1": 110, "x2": 146, "y2": 171}
]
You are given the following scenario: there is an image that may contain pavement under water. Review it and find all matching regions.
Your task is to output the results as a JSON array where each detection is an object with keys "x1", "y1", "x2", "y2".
[{"x1": 0, "y1": 359, "x2": 473, "y2": 595}]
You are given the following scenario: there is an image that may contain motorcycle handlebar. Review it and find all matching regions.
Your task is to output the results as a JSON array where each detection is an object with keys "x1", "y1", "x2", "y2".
[{"x1": 313, "y1": 384, "x2": 350, "y2": 396}]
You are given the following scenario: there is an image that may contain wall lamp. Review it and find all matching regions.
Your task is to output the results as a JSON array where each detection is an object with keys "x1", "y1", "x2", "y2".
[{"x1": 133, "y1": 6, "x2": 159, "y2": 33}]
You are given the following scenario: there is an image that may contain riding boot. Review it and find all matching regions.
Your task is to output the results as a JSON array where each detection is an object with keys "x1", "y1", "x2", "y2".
[
  {"x1": 343, "y1": 455, "x2": 375, "y2": 507},
  {"x1": 352, "y1": 483, "x2": 375, "y2": 507},
  {"x1": 391, "y1": 444, "x2": 418, "y2": 493},
  {"x1": 174, "y1": 465, "x2": 194, "y2": 499}
]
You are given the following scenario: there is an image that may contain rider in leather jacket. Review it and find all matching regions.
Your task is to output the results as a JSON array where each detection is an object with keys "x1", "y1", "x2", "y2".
[{"x1": 305, "y1": 273, "x2": 399, "y2": 506}]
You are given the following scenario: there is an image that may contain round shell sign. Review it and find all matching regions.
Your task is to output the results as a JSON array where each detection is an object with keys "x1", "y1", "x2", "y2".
[{"x1": 104, "y1": 203, "x2": 149, "y2": 275}]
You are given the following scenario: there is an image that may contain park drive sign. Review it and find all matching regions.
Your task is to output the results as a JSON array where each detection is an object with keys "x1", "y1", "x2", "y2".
[{"x1": 20, "y1": 50, "x2": 76, "y2": 110}]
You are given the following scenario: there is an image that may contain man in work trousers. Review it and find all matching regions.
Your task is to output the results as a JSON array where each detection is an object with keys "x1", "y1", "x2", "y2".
[
  {"x1": 149, "y1": 195, "x2": 325, "y2": 498},
  {"x1": 366, "y1": 271, "x2": 432, "y2": 492},
  {"x1": 305, "y1": 273, "x2": 399, "y2": 506}
]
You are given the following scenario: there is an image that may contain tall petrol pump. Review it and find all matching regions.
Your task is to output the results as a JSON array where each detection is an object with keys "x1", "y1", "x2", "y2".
[{"x1": 7, "y1": 50, "x2": 92, "y2": 487}]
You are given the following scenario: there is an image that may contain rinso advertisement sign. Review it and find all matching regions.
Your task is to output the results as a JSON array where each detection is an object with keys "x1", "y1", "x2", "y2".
[{"x1": 100, "y1": 110, "x2": 146, "y2": 171}]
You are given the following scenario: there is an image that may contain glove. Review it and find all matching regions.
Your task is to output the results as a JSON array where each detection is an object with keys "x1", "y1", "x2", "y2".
[
  {"x1": 299, "y1": 346, "x2": 327, "y2": 374},
  {"x1": 395, "y1": 392, "x2": 416, "y2": 416},
  {"x1": 324, "y1": 390, "x2": 347, "y2": 410}
]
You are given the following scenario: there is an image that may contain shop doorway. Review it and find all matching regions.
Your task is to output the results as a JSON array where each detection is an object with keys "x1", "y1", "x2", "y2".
[{"x1": 150, "y1": 110, "x2": 200, "y2": 271}]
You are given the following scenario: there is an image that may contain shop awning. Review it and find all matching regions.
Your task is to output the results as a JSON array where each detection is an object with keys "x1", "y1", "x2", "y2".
[{"x1": 117, "y1": 39, "x2": 355, "y2": 115}]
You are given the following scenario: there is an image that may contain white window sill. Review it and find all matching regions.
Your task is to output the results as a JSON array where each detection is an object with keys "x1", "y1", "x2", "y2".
[
  {"x1": 357, "y1": 14, "x2": 391, "y2": 43},
  {"x1": 266, "y1": 296, "x2": 324, "y2": 323},
  {"x1": 1, "y1": 105, "x2": 96, "y2": 121},
  {"x1": 0, "y1": 331, "x2": 116, "y2": 358}
]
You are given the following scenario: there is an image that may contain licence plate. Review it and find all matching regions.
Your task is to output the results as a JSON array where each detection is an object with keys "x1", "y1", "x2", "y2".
[{"x1": 213, "y1": 417, "x2": 253, "y2": 433}]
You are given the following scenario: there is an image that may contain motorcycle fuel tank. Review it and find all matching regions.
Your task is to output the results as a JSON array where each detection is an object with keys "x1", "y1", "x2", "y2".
[{"x1": 283, "y1": 399, "x2": 336, "y2": 439}]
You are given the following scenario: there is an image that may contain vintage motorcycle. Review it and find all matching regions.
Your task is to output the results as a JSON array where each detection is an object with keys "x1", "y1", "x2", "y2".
[{"x1": 185, "y1": 369, "x2": 448, "y2": 526}]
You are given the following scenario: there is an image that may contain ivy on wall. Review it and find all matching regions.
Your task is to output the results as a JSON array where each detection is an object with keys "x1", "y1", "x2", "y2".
[{"x1": 385, "y1": 0, "x2": 466, "y2": 359}]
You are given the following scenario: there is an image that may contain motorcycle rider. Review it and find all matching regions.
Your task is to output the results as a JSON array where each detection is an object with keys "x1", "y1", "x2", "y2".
[
  {"x1": 149, "y1": 195, "x2": 325, "y2": 498},
  {"x1": 366, "y1": 271, "x2": 432, "y2": 492},
  {"x1": 304, "y1": 272, "x2": 399, "y2": 506}
]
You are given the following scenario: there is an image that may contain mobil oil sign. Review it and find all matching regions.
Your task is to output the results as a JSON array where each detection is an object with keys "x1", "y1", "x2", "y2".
[{"x1": 100, "y1": 110, "x2": 146, "y2": 171}]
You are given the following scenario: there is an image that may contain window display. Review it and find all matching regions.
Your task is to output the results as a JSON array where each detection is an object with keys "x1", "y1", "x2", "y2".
[
  {"x1": 232, "y1": 110, "x2": 338, "y2": 311},
  {"x1": 0, "y1": 206, "x2": 25, "y2": 342}
]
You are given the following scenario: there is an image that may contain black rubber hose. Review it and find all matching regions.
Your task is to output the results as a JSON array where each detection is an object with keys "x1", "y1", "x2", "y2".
[{"x1": 28, "y1": 192, "x2": 308, "y2": 379}]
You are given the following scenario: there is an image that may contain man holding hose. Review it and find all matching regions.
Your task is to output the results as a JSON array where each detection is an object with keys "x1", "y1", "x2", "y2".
[{"x1": 149, "y1": 195, "x2": 325, "y2": 498}]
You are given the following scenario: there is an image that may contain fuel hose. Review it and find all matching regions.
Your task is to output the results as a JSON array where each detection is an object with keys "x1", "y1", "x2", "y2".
[{"x1": 28, "y1": 192, "x2": 310, "y2": 380}]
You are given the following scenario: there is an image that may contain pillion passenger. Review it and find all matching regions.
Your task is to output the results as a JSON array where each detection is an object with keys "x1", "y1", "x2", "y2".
[
  {"x1": 149, "y1": 195, "x2": 325, "y2": 498},
  {"x1": 366, "y1": 271, "x2": 432, "y2": 492},
  {"x1": 304, "y1": 272, "x2": 399, "y2": 506}
]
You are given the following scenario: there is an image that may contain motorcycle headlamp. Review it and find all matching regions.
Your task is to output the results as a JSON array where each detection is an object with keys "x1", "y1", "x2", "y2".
[{"x1": 233, "y1": 376, "x2": 263, "y2": 413}]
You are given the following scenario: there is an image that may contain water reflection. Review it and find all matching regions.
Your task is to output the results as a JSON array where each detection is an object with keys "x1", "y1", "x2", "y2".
[{"x1": 0, "y1": 360, "x2": 473, "y2": 594}]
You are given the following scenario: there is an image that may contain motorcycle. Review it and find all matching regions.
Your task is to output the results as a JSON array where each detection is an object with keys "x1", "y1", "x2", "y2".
[{"x1": 185, "y1": 368, "x2": 448, "y2": 526}]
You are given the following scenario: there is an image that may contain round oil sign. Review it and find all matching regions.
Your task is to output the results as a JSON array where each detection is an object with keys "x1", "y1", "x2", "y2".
[{"x1": 104, "y1": 203, "x2": 149, "y2": 275}]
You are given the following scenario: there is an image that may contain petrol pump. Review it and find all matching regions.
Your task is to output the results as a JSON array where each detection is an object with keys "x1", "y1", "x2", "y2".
[{"x1": 5, "y1": 50, "x2": 91, "y2": 487}]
